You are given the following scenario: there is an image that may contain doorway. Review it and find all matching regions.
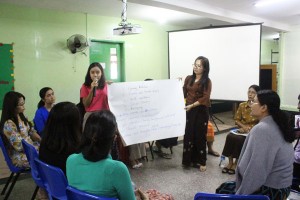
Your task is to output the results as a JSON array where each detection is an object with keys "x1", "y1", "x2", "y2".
[
  {"x1": 260, "y1": 64, "x2": 277, "y2": 91},
  {"x1": 89, "y1": 40, "x2": 125, "y2": 82}
]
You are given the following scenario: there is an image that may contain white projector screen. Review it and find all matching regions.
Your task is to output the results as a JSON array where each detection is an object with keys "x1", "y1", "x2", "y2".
[{"x1": 168, "y1": 24, "x2": 261, "y2": 101}]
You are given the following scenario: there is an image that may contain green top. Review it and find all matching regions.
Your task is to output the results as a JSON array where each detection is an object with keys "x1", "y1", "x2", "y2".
[{"x1": 66, "y1": 153, "x2": 135, "y2": 200}]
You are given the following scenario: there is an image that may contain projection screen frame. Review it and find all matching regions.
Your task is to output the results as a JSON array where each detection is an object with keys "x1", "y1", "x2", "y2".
[{"x1": 168, "y1": 23, "x2": 262, "y2": 102}]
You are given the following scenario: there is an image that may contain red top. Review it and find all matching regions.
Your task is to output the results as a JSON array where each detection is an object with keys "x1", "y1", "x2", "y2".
[{"x1": 80, "y1": 84, "x2": 109, "y2": 112}]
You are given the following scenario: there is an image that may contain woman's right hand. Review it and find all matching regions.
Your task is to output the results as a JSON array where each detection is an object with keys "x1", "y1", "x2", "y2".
[
  {"x1": 91, "y1": 79, "x2": 98, "y2": 89},
  {"x1": 135, "y1": 188, "x2": 149, "y2": 200},
  {"x1": 239, "y1": 126, "x2": 250, "y2": 133}
]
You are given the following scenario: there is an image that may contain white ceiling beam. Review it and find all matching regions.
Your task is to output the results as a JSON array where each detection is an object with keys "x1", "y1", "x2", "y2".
[{"x1": 128, "y1": 0, "x2": 291, "y2": 31}]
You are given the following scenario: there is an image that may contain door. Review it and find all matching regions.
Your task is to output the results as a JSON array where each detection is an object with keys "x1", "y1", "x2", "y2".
[
  {"x1": 89, "y1": 40, "x2": 125, "y2": 82},
  {"x1": 260, "y1": 64, "x2": 277, "y2": 91}
]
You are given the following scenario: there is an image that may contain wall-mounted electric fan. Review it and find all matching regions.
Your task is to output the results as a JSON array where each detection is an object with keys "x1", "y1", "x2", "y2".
[{"x1": 67, "y1": 34, "x2": 88, "y2": 54}]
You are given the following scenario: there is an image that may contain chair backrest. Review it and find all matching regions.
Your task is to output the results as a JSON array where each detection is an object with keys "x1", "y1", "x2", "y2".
[
  {"x1": 34, "y1": 158, "x2": 68, "y2": 200},
  {"x1": 194, "y1": 192, "x2": 270, "y2": 200},
  {"x1": 0, "y1": 134, "x2": 26, "y2": 172},
  {"x1": 66, "y1": 186, "x2": 118, "y2": 200},
  {"x1": 21, "y1": 139, "x2": 44, "y2": 188}
]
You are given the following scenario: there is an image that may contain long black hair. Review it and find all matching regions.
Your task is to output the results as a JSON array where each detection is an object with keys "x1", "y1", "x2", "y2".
[
  {"x1": 37, "y1": 87, "x2": 53, "y2": 108},
  {"x1": 80, "y1": 110, "x2": 117, "y2": 162},
  {"x1": 189, "y1": 56, "x2": 210, "y2": 90},
  {"x1": 0, "y1": 91, "x2": 31, "y2": 133},
  {"x1": 83, "y1": 62, "x2": 106, "y2": 89},
  {"x1": 257, "y1": 90, "x2": 295, "y2": 143},
  {"x1": 41, "y1": 102, "x2": 81, "y2": 154}
]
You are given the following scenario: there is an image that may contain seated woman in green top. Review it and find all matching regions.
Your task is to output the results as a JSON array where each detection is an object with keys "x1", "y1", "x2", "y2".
[{"x1": 66, "y1": 110, "x2": 136, "y2": 200}]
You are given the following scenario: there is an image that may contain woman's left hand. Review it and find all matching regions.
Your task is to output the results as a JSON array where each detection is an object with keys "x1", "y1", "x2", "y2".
[
  {"x1": 185, "y1": 104, "x2": 193, "y2": 112},
  {"x1": 106, "y1": 80, "x2": 113, "y2": 85},
  {"x1": 30, "y1": 132, "x2": 41, "y2": 143},
  {"x1": 240, "y1": 126, "x2": 251, "y2": 133}
]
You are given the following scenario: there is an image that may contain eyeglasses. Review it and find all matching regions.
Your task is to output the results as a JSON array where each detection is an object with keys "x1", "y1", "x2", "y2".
[{"x1": 248, "y1": 91, "x2": 257, "y2": 95}]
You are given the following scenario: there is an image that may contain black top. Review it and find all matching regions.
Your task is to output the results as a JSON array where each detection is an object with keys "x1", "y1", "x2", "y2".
[{"x1": 39, "y1": 144, "x2": 76, "y2": 175}]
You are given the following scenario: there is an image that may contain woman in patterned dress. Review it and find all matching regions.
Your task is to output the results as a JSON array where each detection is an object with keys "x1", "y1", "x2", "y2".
[
  {"x1": 221, "y1": 85, "x2": 260, "y2": 174},
  {"x1": 0, "y1": 91, "x2": 40, "y2": 167}
]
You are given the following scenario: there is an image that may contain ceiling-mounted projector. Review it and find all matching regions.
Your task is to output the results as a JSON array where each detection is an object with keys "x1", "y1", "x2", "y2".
[
  {"x1": 113, "y1": 25, "x2": 142, "y2": 35},
  {"x1": 114, "y1": 0, "x2": 142, "y2": 36}
]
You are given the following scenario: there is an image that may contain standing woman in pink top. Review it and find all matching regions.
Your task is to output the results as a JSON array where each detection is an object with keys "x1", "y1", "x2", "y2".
[{"x1": 80, "y1": 62, "x2": 109, "y2": 129}]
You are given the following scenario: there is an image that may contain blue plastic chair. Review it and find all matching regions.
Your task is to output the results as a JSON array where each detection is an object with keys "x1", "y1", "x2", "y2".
[
  {"x1": 194, "y1": 192, "x2": 270, "y2": 200},
  {"x1": 34, "y1": 158, "x2": 68, "y2": 200},
  {"x1": 66, "y1": 186, "x2": 118, "y2": 200},
  {"x1": 21, "y1": 139, "x2": 48, "y2": 200},
  {"x1": 0, "y1": 134, "x2": 30, "y2": 200}
]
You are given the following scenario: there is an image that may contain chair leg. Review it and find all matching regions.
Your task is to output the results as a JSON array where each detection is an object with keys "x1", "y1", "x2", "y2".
[
  {"x1": 31, "y1": 185, "x2": 39, "y2": 200},
  {"x1": 1, "y1": 172, "x2": 14, "y2": 195},
  {"x1": 3, "y1": 172, "x2": 20, "y2": 200},
  {"x1": 149, "y1": 141, "x2": 154, "y2": 159},
  {"x1": 148, "y1": 141, "x2": 154, "y2": 160},
  {"x1": 170, "y1": 147, "x2": 173, "y2": 154}
]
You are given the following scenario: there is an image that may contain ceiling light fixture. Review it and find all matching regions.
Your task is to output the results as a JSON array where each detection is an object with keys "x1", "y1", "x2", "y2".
[{"x1": 254, "y1": 0, "x2": 285, "y2": 7}]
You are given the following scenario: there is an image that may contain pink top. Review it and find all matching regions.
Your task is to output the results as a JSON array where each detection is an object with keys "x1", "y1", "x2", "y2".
[{"x1": 80, "y1": 84, "x2": 109, "y2": 112}]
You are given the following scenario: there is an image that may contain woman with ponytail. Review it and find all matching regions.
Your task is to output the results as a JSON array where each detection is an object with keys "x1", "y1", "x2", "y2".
[
  {"x1": 234, "y1": 90, "x2": 295, "y2": 199},
  {"x1": 33, "y1": 87, "x2": 55, "y2": 135}
]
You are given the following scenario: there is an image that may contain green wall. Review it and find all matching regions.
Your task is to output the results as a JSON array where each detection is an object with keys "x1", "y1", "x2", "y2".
[
  {"x1": 261, "y1": 39, "x2": 279, "y2": 65},
  {"x1": 0, "y1": 3, "x2": 181, "y2": 119},
  {"x1": 0, "y1": 3, "x2": 277, "y2": 119}
]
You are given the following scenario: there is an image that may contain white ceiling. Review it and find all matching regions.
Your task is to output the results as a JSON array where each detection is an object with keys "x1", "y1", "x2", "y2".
[{"x1": 1, "y1": 0, "x2": 300, "y2": 39}]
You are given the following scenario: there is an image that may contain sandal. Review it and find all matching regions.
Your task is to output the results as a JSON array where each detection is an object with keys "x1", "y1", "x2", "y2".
[
  {"x1": 208, "y1": 151, "x2": 220, "y2": 157},
  {"x1": 222, "y1": 167, "x2": 229, "y2": 173},
  {"x1": 158, "y1": 152, "x2": 172, "y2": 159},
  {"x1": 228, "y1": 169, "x2": 236, "y2": 175}
]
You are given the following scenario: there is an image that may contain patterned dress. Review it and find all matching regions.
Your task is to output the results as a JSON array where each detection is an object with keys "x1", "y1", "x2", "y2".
[
  {"x1": 222, "y1": 102, "x2": 258, "y2": 159},
  {"x1": 3, "y1": 120, "x2": 39, "y2": 167}
]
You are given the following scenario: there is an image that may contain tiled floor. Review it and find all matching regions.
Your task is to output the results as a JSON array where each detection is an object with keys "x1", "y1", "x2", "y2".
[
  {"x1": 130, "y1": 127, "x2": 234, "y2": 199},
  {"x1": 0, "y1": 111, "x2": 236, "y2": 199}
]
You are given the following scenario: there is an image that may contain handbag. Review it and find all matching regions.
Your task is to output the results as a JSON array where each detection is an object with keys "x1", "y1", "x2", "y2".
[{"x1": 216, "y1": 181, "x2": 236, "y2": 194}]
